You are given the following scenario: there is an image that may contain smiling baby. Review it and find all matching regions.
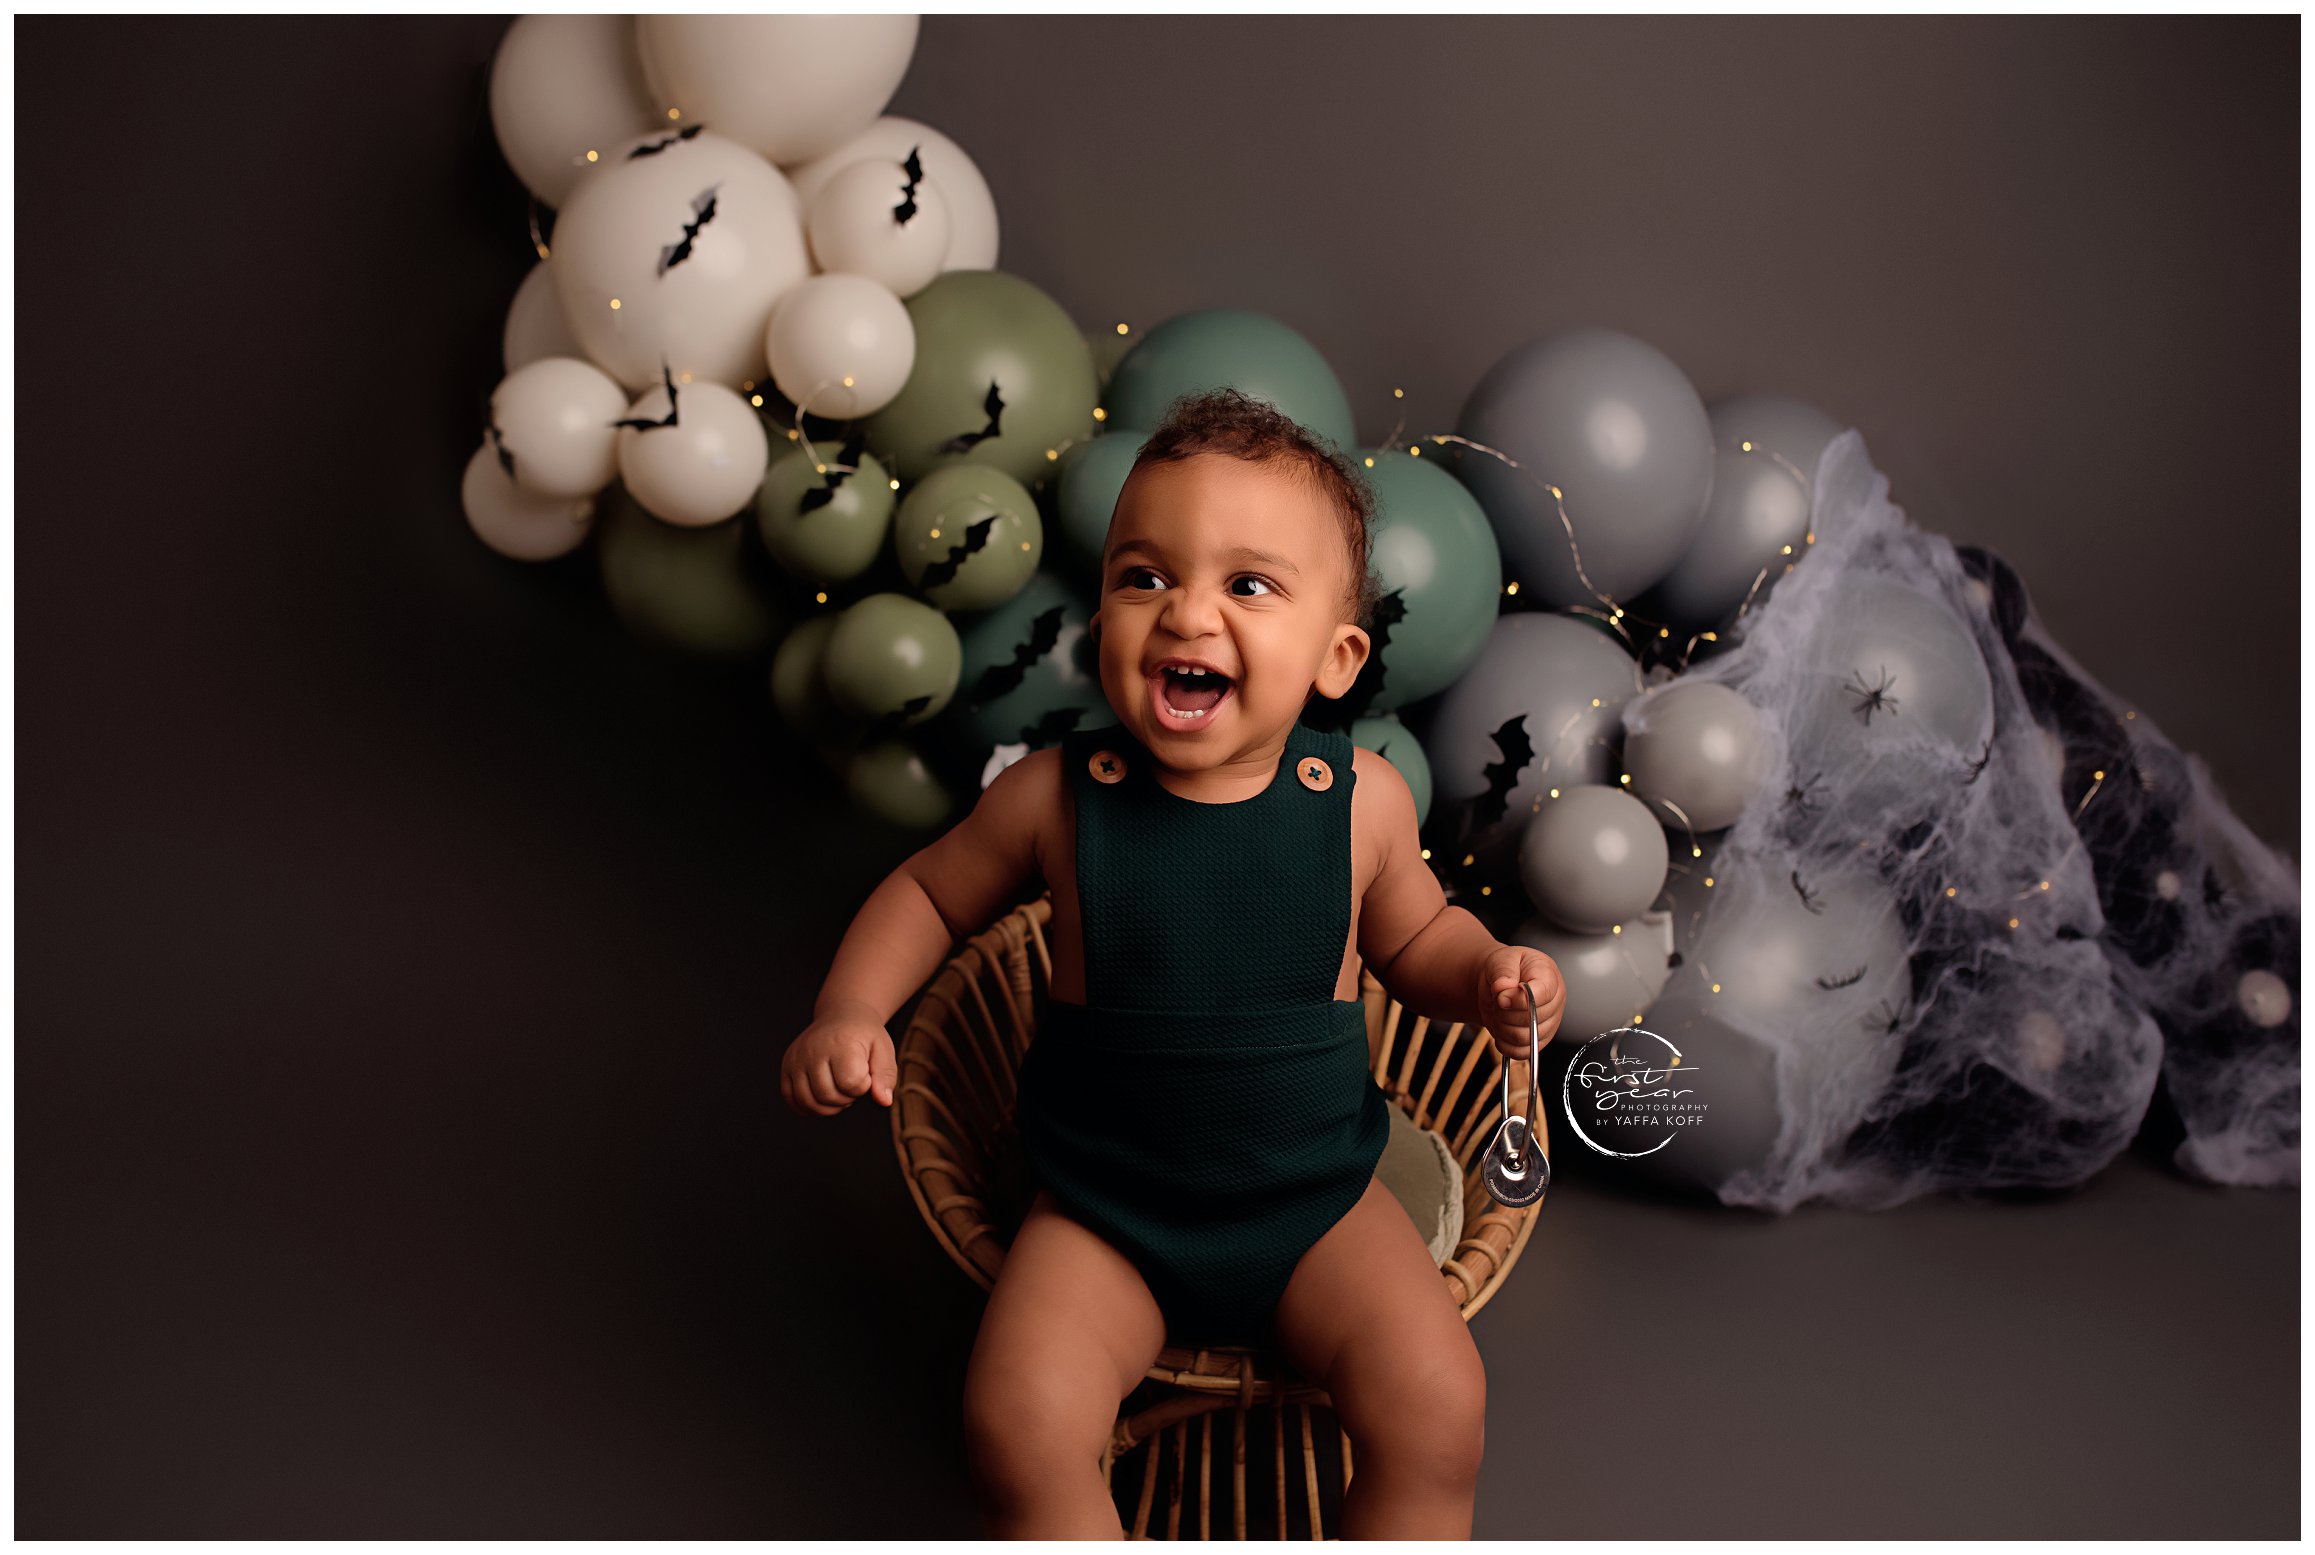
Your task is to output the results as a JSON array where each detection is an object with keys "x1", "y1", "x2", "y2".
[{"x1": 782, "y1": 388, "x2": 1566, "y2": 1538}]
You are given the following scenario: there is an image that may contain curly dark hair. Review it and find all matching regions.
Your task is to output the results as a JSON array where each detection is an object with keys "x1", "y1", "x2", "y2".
[{"x1": 1117, "y1": 387, "x2": 1382, "y2": 633}]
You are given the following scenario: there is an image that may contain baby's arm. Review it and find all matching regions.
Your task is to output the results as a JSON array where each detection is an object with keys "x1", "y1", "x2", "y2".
[
  {"x1": 781, "y1": 747, "x2": 1054, "y2": 1116},
  {"x1": 1352, "y1": 749, "x2": 1567, "y2": 1058}
]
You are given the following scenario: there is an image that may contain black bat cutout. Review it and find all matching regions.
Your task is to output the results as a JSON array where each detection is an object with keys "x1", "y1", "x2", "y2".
[
  {"x1": 487, "y1": 417, "x2": 515, "y2": 480},
  {"x1": 1335, "y1": 587, "x2": 1409, "y2": 724},
  {"x1": 1815, "y1": 962, "x2": 1868, "y2": 992},
  {"x1": 626, "y1": 123, "x2": 705, "y2": 160},
  {"x1": 1470, "y1": 713, "x2": 1534, "y2": 833},
  {"x1": 937, "y1": 381, "x2": 1006, "y2": 454},
  {"x1": 864, "y1": 694, "x2": 936, "y2": 742},
  {"x1": 919, "y1": 513, "x2": 1000, "y2": 591},
  {"x1": 797, "y1": 429, "x2": 868, "y2": 515},
  {"x1": 658, "y1": 185, "x2": 720, "y2": 277},
  {"x1": 610, "y1": 364, "x2": 682, "y2": 432},
  {"x1": 893, "y1": 145, "x2": 926, "y2": 225},
  {"x1": 1789, "y1": 869, "x2": 1824, "y2": 915},
  {"x1": 965, "y1": 605, "x2": 1067, "y2": 707},
  {"x1": 1017, "y1": 705, "x2": 1093, "y2": 748}
]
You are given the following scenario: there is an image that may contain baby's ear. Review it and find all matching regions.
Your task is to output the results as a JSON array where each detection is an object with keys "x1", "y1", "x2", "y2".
[{"x1": 1313, "y1": 622, "x2": 1371, "y2": 699}]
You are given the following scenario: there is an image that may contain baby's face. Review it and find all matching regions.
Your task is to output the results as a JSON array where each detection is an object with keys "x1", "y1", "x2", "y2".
[{"x1": 1091, "y1": 453, "x2": 1370, "y2": 764}]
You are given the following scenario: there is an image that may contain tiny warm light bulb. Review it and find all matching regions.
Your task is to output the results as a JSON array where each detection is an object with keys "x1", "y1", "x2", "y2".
[
  {"x1": 2092, "y1": 770, "x2": 2106, "y2": 781},
  {"x1": 585, "y1": 149, "x2": 599, "y2": 162},
  {"x1": 1548, "y1": 788, "x2": 1560, "y2": 799},
  {"x1": 1114, "y1": 322, "x2": 1129, "y2": 335},
  {"x1": 814, "y1": 464, "x2": 826, "y2": 474},
  {"x1": 1703, "y1": 876, "x2": 1715, "y2": 887},
  {"x1": 2008, "y1": 917, "x2": 2021, "y2": 929},
  {"x1": 1610, "y1": 924, "x2": 1622, "y2": 935},
  {"x1": 1480, "y1": 885, "x2": 1492, "y2": 896},
  {"x1": 608, "y1": 298, "x2": 622, "y2": 310},
  {"x1": 1590, "y1": 697, "x2": 1602, "y2": 707},
  {"x1": 1618, "y1": 773, "x2": 1630, "y2": 784},
  {"x1": 679, "y1": 372, "x2": 693, "y2": 384},
  {"x1": 1093, "y1": 407, "x2": 1108, "y2": 422},
  {"x1": 1658, "y1": 626, "x2": 1669, "y2": 637},
  {"x1": 1946, "y1": 886, "x2": 1957, "y2": 897},
  {"x1": 814, "y1": 591, "x2": 828, "y2": 603},
  {"x1": 786, "y1": 429, "x2": 799, "y2": 440},
  {"x1": 1019, "y1": 541, "x2": 1030, "y2": 551},
  {"x1": 929, "y1": 528, "x2": 941, "y2": 539},
  {"x1": 1046, "y1": 449, "x2": 1058, "y2": 460},
  {"x1": 1462, "y1": 853, "x2": 1475, "y2": 866},
  {"x1": 1420, "y1": 848, "x2": 1431, "y2": 860},
  {"x1": 1393, "y1": 387, "x2": 1405, "y2": 398},
  {"x1": 1740, "y1": 439, "x2": 1753, "y2": 451},
  {"x1": 1408, "y1": 444, "x2": 1421, "y2": 456},
  {"x1": 1701, "y1": 630, "x2": 1718, "y2": 642},
  {"x1": 1781, "y1": 544, "x2": 1793, "y2": 554},
  {"x1": 750, "y1": 395, "x2": 764, "y2": 407},
  {"x1": 1505, "y1": 581, "x2": 1519, "y2": 595},
  {"x1": 843, "y1": 376, "x2": 855, "y2": 388},
  {"x1": 1711, "y1": 982, "x2": 1722, "y2": 993},
  {"x1": 1363, "y1": 456, "x2": 1375, "y2": 467},
  {"x1": 666, "y1": 107, "x2": 681, "y2": 120},
  {"x1": 1549, "y1": 485, "x2": 1563, "y2": 499}
]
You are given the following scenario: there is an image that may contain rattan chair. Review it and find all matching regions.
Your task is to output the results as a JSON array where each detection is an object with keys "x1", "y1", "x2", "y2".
[{"x1": 892, "y1": 892, "x2": 1547, "y2": 1538}]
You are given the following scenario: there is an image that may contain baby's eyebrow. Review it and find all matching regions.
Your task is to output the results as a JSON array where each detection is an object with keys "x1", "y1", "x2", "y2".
[{"x1": 1109, "y1": 539, "x2": 1302, "y2": 576}]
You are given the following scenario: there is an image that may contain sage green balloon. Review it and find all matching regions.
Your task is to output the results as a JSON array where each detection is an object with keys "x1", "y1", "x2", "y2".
[
  {"x1": 756, "y1": 445, "x2": 897, "y2": 586},
  {"x1": 596, "y1": 484, "x2": 781, "y2": 660},
  {"x1": 862, "y1": 270, "x2": 1099, "y2": 488},
  {"x1": 1358, "y1": 447, "x2": 1503, "y2": 709},
  {"x1": 1350, "y1": 712, "x2": 1433, "y2": 830},
  {"x1": 769, "y1": 612, "x2": 865, "y2": 760},
  {"x1": 847, "y1": 738, "x2": 956, "y2": 829},
  {"x1": 895, "y1": 462, "x2": 1043, "y2": 611},
  {"x1": 822, "y1": 590, "x2": 961, "y2": 727},
  {"x1": 1104, "y1": 308, "x2": 1357, "y2": 454},
  {"x1": 1088, "y1": 326, "x2": 1136, "y2": 388},
  {"x1": 1053, "y1": 427, "x2": 1149, "y2": 584}
]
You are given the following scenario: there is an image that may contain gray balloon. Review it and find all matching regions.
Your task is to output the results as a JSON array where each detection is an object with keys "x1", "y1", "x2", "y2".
[
  {"x1": 1785, "y1": 574, "x2": 1993, "y2": 818},
  {"x1": 1518, "y1": 784, "x2": 1668, "y2": 933},
  {"x1": 1623, "y1": 679, "x2": 1770, "y2": 836},
  {"x1": 1511, "y1": 911, "x2": 1672, "y2": 1046},
  {"x1": 1425, "y1": 612, "x2": 1644, "y2": 865},
  {"x1": 1708, "y1": 391, "x2": 1846, "y2": 498},
  {"x1": 1635, "y1": 394, "x2": 1836, "y2": 633},
  {"x1": 1351, "y1": 712, "x2": 1433, "y2": 830},
  {"x1": 1450, "y1": 326, "x2": 1715, "y2": 610}
]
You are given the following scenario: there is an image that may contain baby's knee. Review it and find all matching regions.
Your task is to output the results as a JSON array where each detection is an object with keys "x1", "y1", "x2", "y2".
[
  {"x1": 962, "y1": 1353, "x2": 1114, "y2": 1488},
  {"x1": 1344, "y1": 1340, "x2": 1488, "y2": 1482}
]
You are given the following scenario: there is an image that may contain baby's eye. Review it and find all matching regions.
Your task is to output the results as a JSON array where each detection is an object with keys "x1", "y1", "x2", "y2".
[
  {"x1": 1232, "y1": 575, "x2": 1275, "y2": 598},
  {"x1": 1120, "y1": 567, "x2": 1167, "y2": 591}
]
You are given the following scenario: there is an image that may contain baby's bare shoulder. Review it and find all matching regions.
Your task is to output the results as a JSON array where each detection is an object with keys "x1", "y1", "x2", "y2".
[
  {"x1": 1350, "y1": 743, "x2": 1420, "y2": 849},
  {"x1": 904, "y1": 745, "x2": 1062, "y2": 937}
]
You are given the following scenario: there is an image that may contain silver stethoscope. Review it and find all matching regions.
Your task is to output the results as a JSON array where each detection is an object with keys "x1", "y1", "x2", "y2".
[{"x1": 1480, "y1": 983, "x2": 1551, "y2": 1209}]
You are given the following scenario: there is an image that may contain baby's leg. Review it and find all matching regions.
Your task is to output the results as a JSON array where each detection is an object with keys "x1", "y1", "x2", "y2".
[
  {"x1": 1272, "y1": 1176, "x2": 1487, "y2": 1539},
  {"x1": 962, "y1": 1189, "x2": 1169, "y2": 1538}
]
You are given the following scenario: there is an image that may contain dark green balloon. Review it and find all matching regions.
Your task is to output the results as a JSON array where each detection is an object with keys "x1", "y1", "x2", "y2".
[
  {"x1": 1053, "y1": 427, "x2": 1148, "y2": 586},
  {"x1": 895, "y1": 463, "x2": 1044, "y2": 611},
  {"x1": 596, "y1": 484, "x2": 781, "y2": 660},
  {"x1": 756, "y1": 445, "x2": 897, "y2": 587},
  {"x1": 947, "y1": 569, "x2": 1111, "y2": 752},
  {"x1": 862, "y1": 270, "x2": 1099, "y2": 488},
  {"x1": 847, "y1": 739, "x2": 956, "y2": 829},
  {"x1": 1104, "y1": 308, "x2": 1357, "y2": 454},
  {"x1": 822, "y1": 591, "x2": 962, "y2": 728},
  {"x1": 1350, "y1": 712, "x2": 1434, "y2": 830},
  {"x1": 1357, "y1": 447, "x2": 1503, "y2": 709}
]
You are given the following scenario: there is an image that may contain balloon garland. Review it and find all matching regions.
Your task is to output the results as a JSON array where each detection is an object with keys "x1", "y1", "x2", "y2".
[{"x1": 462, "y1": 15, "x2": 2297, "y2": 1209}]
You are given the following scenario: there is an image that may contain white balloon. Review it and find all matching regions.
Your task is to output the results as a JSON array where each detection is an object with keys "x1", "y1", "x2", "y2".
[
  {"x1": 635, "y1": 14, "x2": 917, "y2": 163},
  {"x1": 765, "y1": 273, "x2": 917, "y2": 419},
  {"x1": 785, "y1": 116, "x2": 1000, "y2": 271},
  {"x1": 550, "y1": 127, "x2": 810, "y2": 392},
  {"x1": 617, "y1": 377, "x2": 771, "y2": 527},
  {"x1": 503, "y1": 262, "x2": 586, "y2": 373},
  {"x1": 488, "y1": 15, "x2": 659, "y2": 208},
  {"x1": 462, "y1": 443, "x2": 596, "y2": 561},
  {"x1": 490, "y1": 357, "x2": 628, "y2": 499},
  {"x1": 806, "y1": 158, "x2": 950, "y2": 297}
]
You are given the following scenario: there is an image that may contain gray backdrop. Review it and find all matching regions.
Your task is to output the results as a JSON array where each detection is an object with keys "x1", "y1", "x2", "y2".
[{"x1": 14, "y1": 13, "x2": 2296, "y2": 1538}]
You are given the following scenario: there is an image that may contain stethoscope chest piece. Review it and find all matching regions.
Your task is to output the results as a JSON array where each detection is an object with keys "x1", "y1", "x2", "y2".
[{"x1": 1480, "y1": 983, "x2": 1550, "y2": 1209}]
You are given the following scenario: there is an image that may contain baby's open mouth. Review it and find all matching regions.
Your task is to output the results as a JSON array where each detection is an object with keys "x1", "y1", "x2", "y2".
[{"x1": 1150, "y1": 664, "x2": 1232, "y2": 724}]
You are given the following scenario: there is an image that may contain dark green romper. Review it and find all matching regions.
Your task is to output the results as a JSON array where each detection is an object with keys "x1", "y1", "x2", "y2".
[{"x1": 1017, "y1": 717, "x2": 1393, "y2": 1344}]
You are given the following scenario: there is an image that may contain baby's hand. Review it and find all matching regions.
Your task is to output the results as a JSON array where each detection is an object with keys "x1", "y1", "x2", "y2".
[
  {"x1": 781, "y1": 1004, "x2": 898, "y2": 1116},
  {"x1": 1476, "y1": 944, "x2": 1566, "y2": 1062}
]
